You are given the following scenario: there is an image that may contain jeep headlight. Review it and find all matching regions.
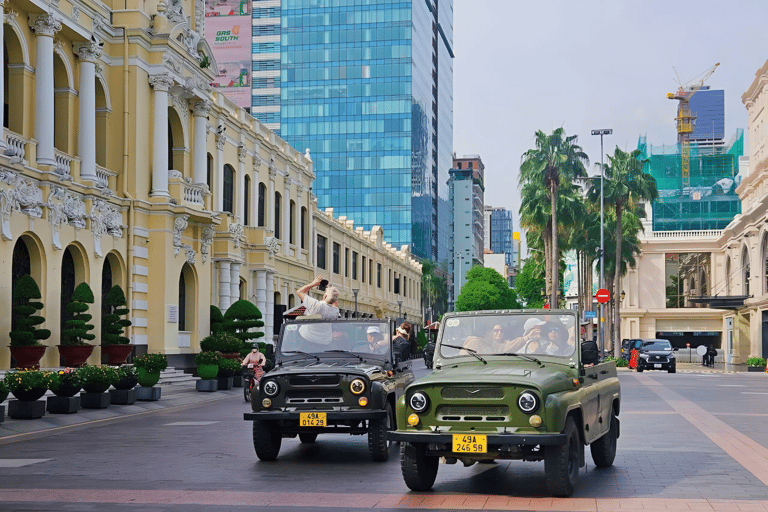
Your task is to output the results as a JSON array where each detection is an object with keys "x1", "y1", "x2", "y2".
[
  {"x1": 517, "y1": 391, "x2": 539, "y2": 414},
  {"x1": 409, "y1": 391, "x2": 429, "y2": 413},
  {"x1": 350, "y1": 378, "x2": 365, "y2": 395},
  {"x1": 262, "y1": 380, "x2": 279, "y2": 397}
]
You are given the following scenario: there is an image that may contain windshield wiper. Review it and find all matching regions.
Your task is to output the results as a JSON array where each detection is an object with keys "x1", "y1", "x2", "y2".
[
  {"x1": 281, "y1": 350, "x2": 320, "y2": 362},
  {"x1": 325, "y1": 349, "x2": 364, "y2": 362},
  {"x1": 440, "y1": 343, "x2": 487, "y2": 364},
  {"x1": 492, "y1": 352, "x2": 543, "y2": 365}
]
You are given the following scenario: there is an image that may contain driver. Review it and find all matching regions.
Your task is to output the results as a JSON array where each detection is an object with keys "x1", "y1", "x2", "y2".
[
  {"x1": 464, "y1": 324, "x2": 507, "y2": 354},
  {"x1": 366, "y1": 326, "x2": 388, "y2": 355}
]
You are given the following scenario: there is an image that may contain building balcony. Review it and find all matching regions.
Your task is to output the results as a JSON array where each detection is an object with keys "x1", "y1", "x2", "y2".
[{"x1": 169, "y1": 171, "x2": 209, "y2": 211}]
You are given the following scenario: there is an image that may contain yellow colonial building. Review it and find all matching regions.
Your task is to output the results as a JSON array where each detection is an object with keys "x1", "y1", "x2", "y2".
[{"x1": 0, "y1": 0, "x2": 422, "y2": 370}]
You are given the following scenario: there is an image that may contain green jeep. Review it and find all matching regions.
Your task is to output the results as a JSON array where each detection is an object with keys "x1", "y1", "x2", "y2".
[
  {"x1": 388, "y1": 310, "x2": 620, "y2": 497},
  {"x1": 245, "y1": 318, "x2": 414, "y2": 462}
]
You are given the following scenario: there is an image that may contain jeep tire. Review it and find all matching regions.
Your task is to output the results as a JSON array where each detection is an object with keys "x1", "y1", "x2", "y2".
[
  {"x1": 545, "y1": 417, "x2": 580, "y2": 497},
  {"x1": 299, "y1": 433, "x2": 318, "y2": 443},
  {"x1": 253, "y1": 420, "x2": 282, "y2": 461},
  {"x1": 401, "y1": 442, "x2": 439, "y2": 491},
  {"x1": 590, "y1": 409, "x2": 617, "y2": 468},
  {"x1": 368, "y1": 402, "x2": 393, "y2": 461},
  {"x1": 668, "y1": 364, "x2": 676, "y2": 373}
]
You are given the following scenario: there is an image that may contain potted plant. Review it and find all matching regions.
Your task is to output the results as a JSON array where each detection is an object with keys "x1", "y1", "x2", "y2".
[
  {"x1": 101, "y1": 285, "x2": 133, "y2": 365},
  {"x1": 110, "y1": 366, "x2": 138, "y2": 405},
  {"x1": 78, "y1": 365, "x2": 117, "y2": 409},
  {"x1": 200, "y1": 332, "x2": 243, "y2": 359},
  {"x1": 746, "y1": 356, "x2": 766, "y2": 372},
  {"x1": 47, "y1": 368, "x2": 83, "y2": 414},
  {"x1": 4, "y1": 369, "x2": 52, "y2": 419},
  {"x1": 223, "y1": 299, "x2": 264, "y2": 351},
  {"x1": 217, "y1": 357, "x2": 241, "y2": 390},
  {"x1": 196, "y1": 351, "x2": 220, "y2": 392},
  {"x1": 133, "y1": 353, "x2": 167, "y2": 401},
  {"x1": 59, "y1": 282, "x2": 96, "y2": 367},
  {"x1": 9, "y1": 275, "x2": 50, "y2": 369}
]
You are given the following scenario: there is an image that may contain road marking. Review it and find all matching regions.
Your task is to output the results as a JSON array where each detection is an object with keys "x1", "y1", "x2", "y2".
[
  {"x1": 742, "y1": 392, "x2": 768, "y2": 395},
  {"x1": 162, "y1": 421, "x2": 220, "y2": 426},
  {"x1": 719, "y1": 384, "x2": 746, "y2": 387},
  {"x1": 1, "y1": 489, "x2": 768, "y2": 511},
  {"x1": 0, "y1": 459, "x2": 50, "y2": 468},
  {"x1": 635, "y1": 372, "x2": 768, "y2": 487}
]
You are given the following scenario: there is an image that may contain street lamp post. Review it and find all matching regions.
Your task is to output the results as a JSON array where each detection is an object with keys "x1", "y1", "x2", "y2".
[
  {"x1": 397, "y1": 299, "x2": 403, "y2": 319},
  {"x1": 591, "y1": 128, "x2": 612, "y2": 359},
  {"x1": 352, "y1": 287, "x2": 359, "y2": 318}
]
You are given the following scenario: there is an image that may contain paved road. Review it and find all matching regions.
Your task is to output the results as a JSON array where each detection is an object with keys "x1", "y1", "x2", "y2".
[{"x1": 3, "y1": 363, "x2": 768, "y2": 511}]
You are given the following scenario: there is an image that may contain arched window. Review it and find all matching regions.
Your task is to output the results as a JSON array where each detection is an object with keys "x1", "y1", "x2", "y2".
[
  {"x1": 274, "y1": 192, "x2": 281, "y2": 239},
  {"x1": 101, "y1": 258, "x2": 113, "y2": 331},
  {"x1": 742, "y1": 247, "x2": 751, "y2": 297},
  {"x1": 243, "y1": 175, "x2": 251, "y2": 226},
  {"x1": 762, "y1": 233, "x2": 768, "y2": 295},
  {"x1": 726, "y1": 256, "x2": 731, "y2": 295},
  {"x1": 258, "y1": 182, "x2": 266, "y2": 227},
  {"x1": 178, "y1": 271, "x2": 186, "y2": 331},
  {"x1": 223, "y1": 164, "x2": 235, "y2": 214},
  {"x1": 11, "y1": 240, "x2": 31, "y2": 334},
  {"x1": 289, "y1": 200, "x2": 296, "y2": 245},
  {"x1": 5, "y1": 30, "x2": 26, "y2": 135},
  {"x1": 53, "y1": 53, "x2": 72, "y2": 152},
  {"x1": 207, "y1": 153, "x2": 214, "y2": 196},
  {"x1": 167, "y1": 122, "x2": 174, "y2": 171},
  {"x1": 301, "y1": 206, "x2": 307, "y2": 249},
  {"x1": 61, "y1": 248, "x2": 76, "y2": 337},
  {"x1": 95, "y1": 79, "x2": 108, "y2": 168}
]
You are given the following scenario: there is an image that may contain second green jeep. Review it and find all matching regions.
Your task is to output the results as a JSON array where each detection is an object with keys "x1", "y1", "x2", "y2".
[{"x1": 388, "y1": 310, "x2": 620, "y2": 497}]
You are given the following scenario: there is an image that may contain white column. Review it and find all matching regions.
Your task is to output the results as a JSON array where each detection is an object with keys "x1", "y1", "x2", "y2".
[
  {"x1": 255, "y1": 270, "x2": 267, "y2": 317},
  {"x1": 283, "y1": 176, "x2": 291, "y2": 255},
  {"x1": 149, "y1": 74, "x2": 173, "y2": 197},
  {"x1": 296, "y1": 185, "x2": 304, "y2": 255},
  {"x1": 0, "y1": 0, "x2": 6, "y2": 152},
  {"x1": 192, "y1": 100, "x2": 210, "y2": 185},
  {"x1": 218, "y1": 260, "x2": 231, "y2": 311},
  {"x1": 267, "y1": 168, "x2": 276, "y2": 234},
  {"x1": 310, "y1": 195, "x2": 317, "y2": 270},
  {"x1": 29, "y1": 14, "x2": 61, "y2": 167},
  {"x1": 236, "y1": 146, "x2": 246, "y2": 223},
  {"x1": 265, "y1": 272, "x2": 275, "y2": 343},
  {"x1": 230, "y1": 263, "x2": 240, "y2": 305},
  {"x1": 74, "y1": 42, "x2": 101, "y2": 181},
  {"x1": 214, "y1": 132, "x2": 225, "y2": 211}
]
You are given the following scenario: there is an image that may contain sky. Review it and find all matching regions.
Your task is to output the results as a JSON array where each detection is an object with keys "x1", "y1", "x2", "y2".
[{"x1": 452, "y1": 0, "x2": 768, "y2": 253}]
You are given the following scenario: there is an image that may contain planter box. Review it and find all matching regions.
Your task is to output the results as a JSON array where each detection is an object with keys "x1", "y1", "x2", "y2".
[
  {"x1": 110, "y1": 389, "x2": 136, "y2": 405},
  {"x1": 232, "y1": 375, "x2": 243, "y2": 388},
  {"x1": 196, "y1": 379, "x2": 217, "y2": 392},
  {"x1": 8, "y1": 400, "x2": 46, "y2": 419},
  {"x1": 81, "y1": 392, "x2": 110, "y2": 409},
  {"x1": 47, "y1": 396, "x2": 81, "y2": 414},
  {"x1": 136, "y1": 386, "x2": 161, "y2": 401},
  {"x1": 747, "y1": 366, "x2": 766, "y2": 372},
  {"x1": 217, "y1": 377, "x2": 234, "y2": 390}
]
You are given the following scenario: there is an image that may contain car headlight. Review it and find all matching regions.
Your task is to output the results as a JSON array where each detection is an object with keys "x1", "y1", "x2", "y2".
[
  {"x1": 350, "y1": 378, "x2": 365, "y2": 395},
  {"x1": 262, "y1": 380, "x2": 279, "y2": 397},
  {"x1": 517, "y1": 391, "x2": 539, "y2": 414},
  {"x1": 409, "y1": 391, "x2": 429, "y2": 413}
]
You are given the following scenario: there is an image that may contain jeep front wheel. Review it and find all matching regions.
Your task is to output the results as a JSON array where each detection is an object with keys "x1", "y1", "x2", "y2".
[
  {"x1": 368, "y1": 402, "x2": 393, "y2": 461},
  {"x1": 545, "y1": 417, "x2": 580, "y2": 497},
  {"x1": 590, "y1": 409, "x2": 617, "y2": 467},
  {"x1": 401, "y1": 442, "x2": 439, "y2": 491},
  {"x1": 253, "y1": 420, "x2": 282, "y2": 461}
]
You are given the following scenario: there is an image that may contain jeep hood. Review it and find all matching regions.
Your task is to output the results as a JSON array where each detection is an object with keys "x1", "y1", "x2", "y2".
[
  {"x1": 271, "y1": 361, "x2": 385, "y2": 378},
  {"x1": 414, "y1": 362, "x2": 575, "y2": 391}
]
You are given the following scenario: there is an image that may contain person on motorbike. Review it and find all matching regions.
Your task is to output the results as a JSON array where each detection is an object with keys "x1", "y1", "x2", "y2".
[{"x1": 242, "y1": 345, "x2": 266, "y2": 381}]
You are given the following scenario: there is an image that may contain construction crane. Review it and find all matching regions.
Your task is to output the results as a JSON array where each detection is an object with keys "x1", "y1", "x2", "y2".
[{"x1": 666, "y1": 62, "x2": 719, "y2": 190}]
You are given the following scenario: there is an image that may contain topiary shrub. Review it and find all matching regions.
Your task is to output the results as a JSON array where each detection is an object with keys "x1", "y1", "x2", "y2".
[
  {"x1": 210, "y1": 305, "x2": 225, "y2": 333},
  {"x1": 416, "y1": 330, "x2": 428, "y2": 349},
  {"x1": 61, "y1": 282, "x2": 96, "y2": 346},
  {"x1": 223, "y1": 300, "x2": 265, "y2": 344},
  {"x1": 217, "y1": 357, "x2": 241, "y2": 378},
  {"x1": 200, "y1": 332, "x2": 243, "y2": 354},
  {"x1": 133, "y1": 353, "x2": 168, "y2": 373},
  {"x1": 102, "y1": 285, "x2": 132, "y2": 345},
  {"x1": 9, "y1": 275, "x2": 51, "y2": 347}
]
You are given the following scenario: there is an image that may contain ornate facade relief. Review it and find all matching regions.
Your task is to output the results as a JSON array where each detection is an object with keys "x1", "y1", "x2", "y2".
[
  {"x1": 73, "y1": 41, "x2": 101, "y2": 63},
  {"x1": 46, "y1": 185, "x2": 65, "y2": 249},
  {"x1": 173, "y1": 214, "x2": 195, "y2": 262},
  {"x1": 238, "y1": 144, "x2": 248, "y2": 163},
  {"x1": 192, "y1": 100, "x2": 211, "y2": 118},
  {"x1": 215, "y1": 131, "x2": 226, "y2": 151},
  {"x1": 28, "y1": 14, "x2": 62, "y2": 37},
  {"x1": 150, "y1": 72, "x2": 174, "y2": 92},
  {"x1": 194, "y1": 0, "x2": 204, "y2": 38},
  {"x1": 90, "y1": 199, "x2": 124, "y2": 258},
  {"x1": 264, "y1": 236, "x2": 280, "y2": 258},
  {"x1": 200, "y1": 226, "x2": 214, "y2": 263},
  {"x1": 229, "y1": 221, "x2": 244, "y2": 248},
  {"x1": 252, "y1": 154, "x2": 263, "y2": 172},
  {"x1": 165, "y1": 0, "x2": 186, "y2": 24}
]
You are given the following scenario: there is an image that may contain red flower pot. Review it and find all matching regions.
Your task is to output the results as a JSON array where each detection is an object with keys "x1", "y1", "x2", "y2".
[
  {"x1": 57, "y1": 345, "x2": 95, "y2": 367},
  {"x1": 103, "y1": 344, "x2": 134, "y2": 365},
  {"x1": 9, "y1": 345, "x2": 47, "y2": 369}
]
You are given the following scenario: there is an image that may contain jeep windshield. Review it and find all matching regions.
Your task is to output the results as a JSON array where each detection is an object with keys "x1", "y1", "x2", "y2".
[
  {"x1": 279, "y1": 320, "x2": 391, "y2": 360},
  {"x1": 438, "y1": 313, "x2": 576, "y2": 359}
]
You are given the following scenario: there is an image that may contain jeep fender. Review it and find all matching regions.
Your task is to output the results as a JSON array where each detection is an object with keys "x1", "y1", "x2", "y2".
[{"x1": 370, "y1": 381, "x2": 389, "y2": 410}]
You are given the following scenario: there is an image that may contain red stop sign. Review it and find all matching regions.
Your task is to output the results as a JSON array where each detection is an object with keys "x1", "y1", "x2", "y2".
[{"x1": 595, "y1": 288, "x2": 610, "y2": 303}]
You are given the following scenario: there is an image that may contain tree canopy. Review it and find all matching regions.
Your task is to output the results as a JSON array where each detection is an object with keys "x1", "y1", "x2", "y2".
[{"x1": 455, "y1": 266, "x2": 521, "y2": 312}]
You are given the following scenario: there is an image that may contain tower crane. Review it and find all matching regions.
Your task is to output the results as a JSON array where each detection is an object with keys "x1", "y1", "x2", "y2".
[{"x1": 666, "y1": 62, "x2": 719, "y2": 190}]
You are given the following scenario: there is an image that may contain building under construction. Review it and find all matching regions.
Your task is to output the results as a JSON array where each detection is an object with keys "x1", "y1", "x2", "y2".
[{"x1": 637, "y1": 129, "x2": 744, "y2": 232}]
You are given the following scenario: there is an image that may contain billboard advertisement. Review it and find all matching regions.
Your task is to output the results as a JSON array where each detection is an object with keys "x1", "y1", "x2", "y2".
[{"x1": 205, "y1": 3, "x2": 251, "y2": 108}]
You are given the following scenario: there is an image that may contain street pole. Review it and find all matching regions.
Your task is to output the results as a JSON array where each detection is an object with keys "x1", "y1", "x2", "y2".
[
  {"x1": 397, "y1": 299, "x2": 403, "y2": 319},
  {"x1": 352, "y1": 287, "x2": 359, "y2": 318},
  {"x1": 592, "y1": 128, "x2": 612, "y2": 359}
]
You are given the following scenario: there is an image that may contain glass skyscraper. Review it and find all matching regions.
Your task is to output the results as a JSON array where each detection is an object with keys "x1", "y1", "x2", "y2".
[{"x1": 251, "y1": 0, "x2": 453, "y2": 262}]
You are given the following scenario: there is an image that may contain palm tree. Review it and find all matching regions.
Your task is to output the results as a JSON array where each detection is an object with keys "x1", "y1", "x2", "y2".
[{"x1": 520, "y1": 128, "x2": 588, "y2": 308}]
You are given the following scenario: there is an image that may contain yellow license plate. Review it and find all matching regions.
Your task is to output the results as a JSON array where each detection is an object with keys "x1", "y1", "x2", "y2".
[
  {"x1": 452, "y1": 434, "x2": 487, "y2": 453},
  {"x1": 300, "y1": 412, "x2": 326, "y2": 427}
]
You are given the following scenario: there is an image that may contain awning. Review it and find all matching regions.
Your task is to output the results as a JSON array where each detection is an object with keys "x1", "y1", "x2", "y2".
[{"x1": 687, "y1": 296, "x2": 750, "y2": 310}]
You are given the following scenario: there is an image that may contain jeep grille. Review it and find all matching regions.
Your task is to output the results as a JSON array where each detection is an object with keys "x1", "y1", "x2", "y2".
[
  {"x1": 436, "y1": 405, "x2": 509, "y2": 422},
  {"x1": 289, "y1": 375, "x2": 340, "y2": 386},
  {"x1": 286, "y1": 389, "x2": 343, "y2": 404},
  {"x1": 441, "y1": 387, "x2": 504, "y2": 399}
]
